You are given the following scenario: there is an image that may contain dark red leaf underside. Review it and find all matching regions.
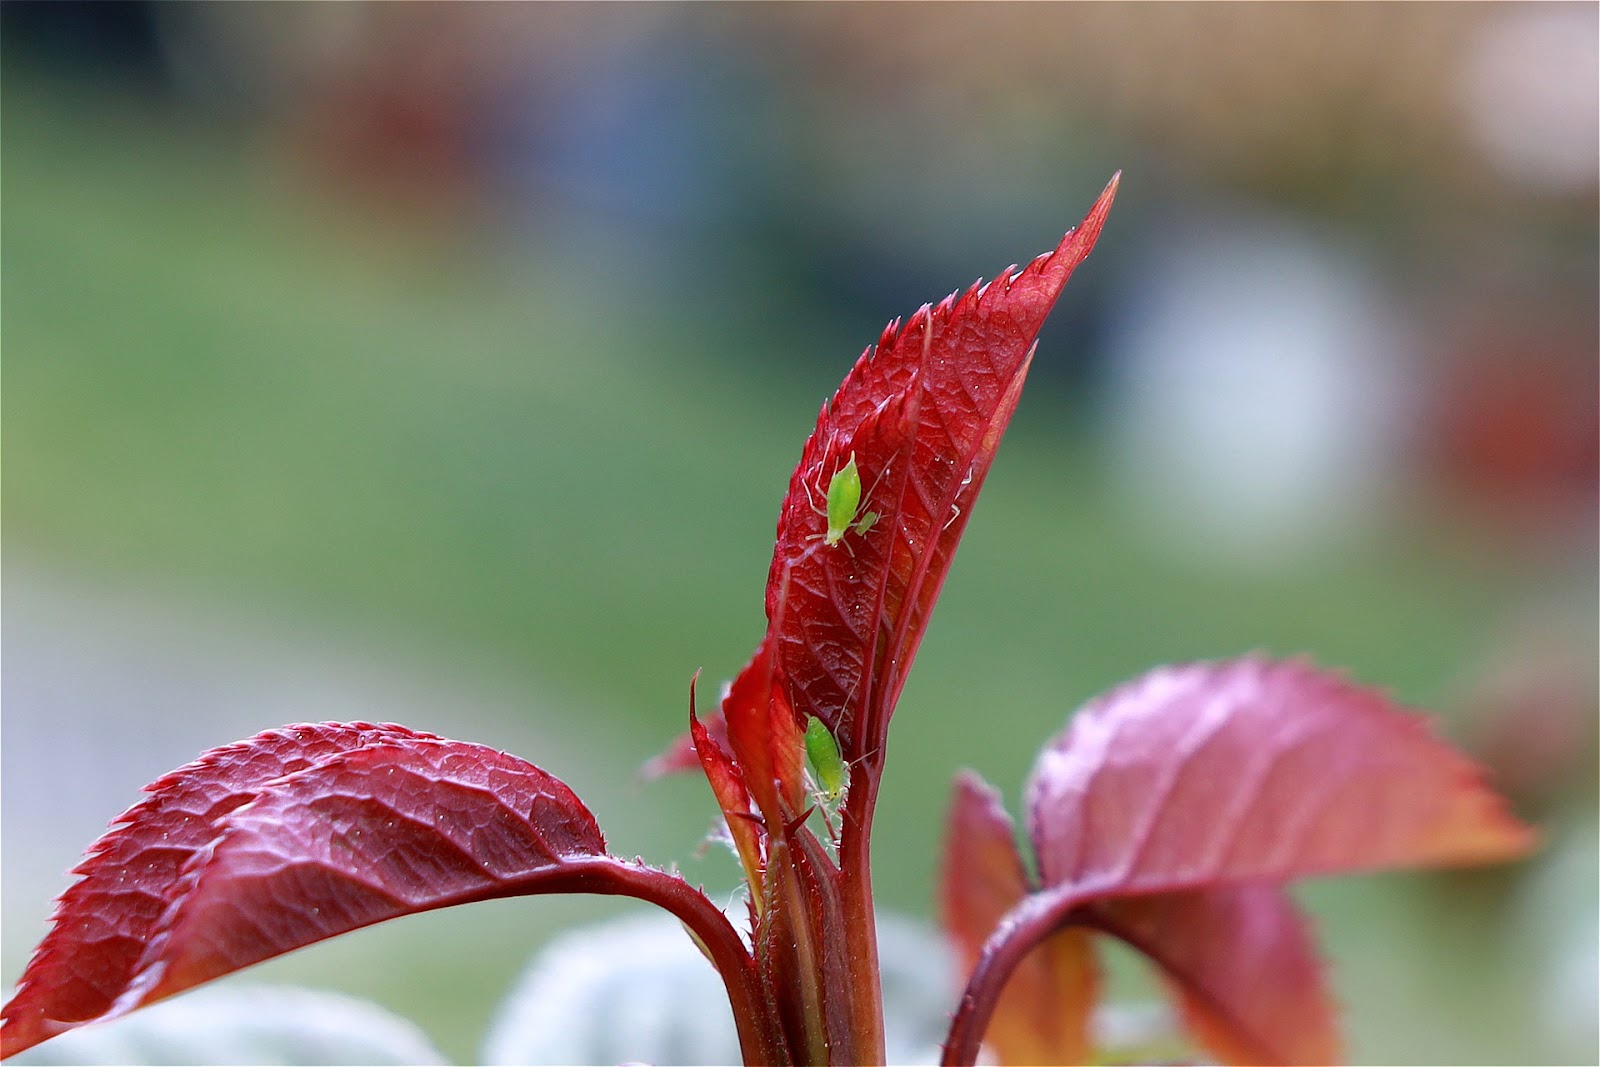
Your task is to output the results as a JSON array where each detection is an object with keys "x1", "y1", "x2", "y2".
[
  {"x1": 1084, "y1": 885, "x2": 1337, "y2": 1066},
  {"x1": 1, "y1": 723, "x2": 609, "y2": 1058},
  {"x1": 766, "y1": 177, "x2": 1119, "y2": 765},
  {"x1": 941, "y1": 771, "x2": 1098, "y2": 1066}
]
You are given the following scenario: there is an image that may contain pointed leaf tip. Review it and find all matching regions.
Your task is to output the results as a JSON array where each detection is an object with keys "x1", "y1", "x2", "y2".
[
  {"x1": 1076, "y1": 171, "x2": 1120, "y2": 248},
  {"x1": 764, "y1": 183, "x2": 1119, "y2": 777}
]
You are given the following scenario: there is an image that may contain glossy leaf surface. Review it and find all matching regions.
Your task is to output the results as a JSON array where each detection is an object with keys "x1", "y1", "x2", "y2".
[{"x1": 1, "y1": 722, "x2": 613, "y2": 1058}]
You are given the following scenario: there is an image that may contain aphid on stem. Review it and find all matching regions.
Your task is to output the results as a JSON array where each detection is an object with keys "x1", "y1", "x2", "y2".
[
  {"x1": 801, "y1": 715, "x2": 877, "y2": 842},
  {"x1": 803, "y1": 715, "x2": 849, "y2": 806}
]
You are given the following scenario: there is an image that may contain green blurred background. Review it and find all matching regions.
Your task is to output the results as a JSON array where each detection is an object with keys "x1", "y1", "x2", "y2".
[{"x1": 3, "y1": 4, "x2": 1595, "y2": 1064}]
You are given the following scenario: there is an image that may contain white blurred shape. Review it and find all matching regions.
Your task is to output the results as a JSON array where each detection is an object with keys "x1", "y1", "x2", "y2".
[
  {"x1": 7, "y1": 985, "x2": 446, "y2": 1066},
  {"x1": 1103, "y1": 211, "x2": 1413, "y2": 569},
  {"x1": 1457, "y1": 4, "x2": 1600, "y2": 194},
  {"x1": 1514, "y1": 818, "x2": 1600, "y2": 1059},
  {"x1": 480, "y1": 909, "x2": 959, "y2": 1066}
]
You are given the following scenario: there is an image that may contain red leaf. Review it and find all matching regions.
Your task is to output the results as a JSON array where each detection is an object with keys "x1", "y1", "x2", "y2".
[
  {"x1": 1, "y1": 722, "x2": 612, "y2": 1058},
  {"x1": 942, "y1": 771, "x2": 1098, "y2": 1067},
  {"x1": 767, "y1": 177, "x2": 1119, "y2": 767},
  {"x1": 1025, "y1": 656, "x2": 1535, "y2": 895},
  {"x1": 1005, "y1": 656, "x2": 1534, "y2": 1065},
  {"x1": 640, "y1": 185, "x2": 1120, "y2": 1063},
  {"x1": 1083, "y1": 885, "x2": 1337, "y2": 1066}
]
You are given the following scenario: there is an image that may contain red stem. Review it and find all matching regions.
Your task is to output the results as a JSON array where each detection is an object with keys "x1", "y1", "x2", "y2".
[
  {"x1": 767, "y1": 837, "x2": 833, "y2": 1064},
  {"x1": 838, "y1": 762, "x2": 887, "y2": 1064}
]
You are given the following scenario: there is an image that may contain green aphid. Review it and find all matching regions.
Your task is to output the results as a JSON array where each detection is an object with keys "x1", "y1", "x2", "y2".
[
  {"x1": 810, "y1": 451, "x2": 879, "y2": 548},
  {"x1": 804, "y1": 716, "x2": 849, "y2": 804}
]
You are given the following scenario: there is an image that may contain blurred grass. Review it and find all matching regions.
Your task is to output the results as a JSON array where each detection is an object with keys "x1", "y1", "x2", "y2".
[{"x1": 2, "y1": 77, "x2": 1560, "y2": 1063}]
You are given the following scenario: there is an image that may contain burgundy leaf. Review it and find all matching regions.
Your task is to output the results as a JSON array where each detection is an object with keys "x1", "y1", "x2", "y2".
[
  {"x1": 941, "y1": 771, "x2": 1098, "y2": 1066},
  {"x1": 1025, "y1": 656, "x2": 1535, "y2": 894},
  {"x1": 2, "y1": 722, "x2": 429, "y2": 1053},
  {"x1": 1, "y1": 723, "x2": 616, "y2": 1058},
  {"x1": 1082, "y1": 885, "x2": 1337, "y2": 1066},
  {"x1": 766, "y1": 176, "x2": 1120, "y2": 771}
]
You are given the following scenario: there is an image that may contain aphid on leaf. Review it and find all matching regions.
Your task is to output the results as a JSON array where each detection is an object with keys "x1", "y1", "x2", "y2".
[
  {"x1": 803, "y1": 715, "x2": 849, "y2": 805},
  {"x1": 805, "y1": 451, "x2": 880, "y2": 551}
]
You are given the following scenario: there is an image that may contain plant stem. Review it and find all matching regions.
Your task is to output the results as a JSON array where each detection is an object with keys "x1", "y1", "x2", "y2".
[
  {"x1": 838, "y1": 765, "x2": 887, "y2": 1065},
  {"x1": 768, "y1": 838, "x2": 835, "y2": 1064}
]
